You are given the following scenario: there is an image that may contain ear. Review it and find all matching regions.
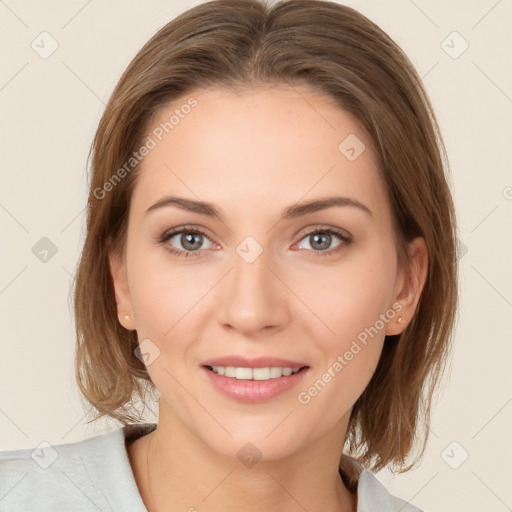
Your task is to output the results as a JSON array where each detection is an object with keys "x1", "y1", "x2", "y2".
[
  {"x1": 386, "y1": 236, "x2": 428, "y2": 336},
  {"x1": 108, "y1": 241, "x2": 136, "y2": 331}
]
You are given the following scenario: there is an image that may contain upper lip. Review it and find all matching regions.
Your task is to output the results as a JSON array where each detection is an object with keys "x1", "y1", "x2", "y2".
[{"x1": 201, "y1": 356, "x2": 308, "y2": 369}]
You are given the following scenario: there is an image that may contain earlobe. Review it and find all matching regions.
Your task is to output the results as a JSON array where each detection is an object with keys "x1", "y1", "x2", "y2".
[
  {"x1": 386, "y1": 237, "x2": 428, "y2": 336},
  {"x1": 108, "y1": 244, "x2": 135, "y2": 330}
]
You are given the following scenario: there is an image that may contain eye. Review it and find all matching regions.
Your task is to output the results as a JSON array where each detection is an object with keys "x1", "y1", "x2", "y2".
[
  {"x1": 295, "y1": 226, "x2": 352, "y2": 257},
  {"x1": 158, "y1": 224, "x2": 352, "y2": 259},
  {"x1": 159, "y1": 226, "x2": 215, "y2": 258}
]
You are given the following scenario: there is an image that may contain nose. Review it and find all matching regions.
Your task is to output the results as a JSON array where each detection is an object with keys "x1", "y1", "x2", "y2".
[{"x1": 217, "y1": 244, "x2": 291, "y2": 337}]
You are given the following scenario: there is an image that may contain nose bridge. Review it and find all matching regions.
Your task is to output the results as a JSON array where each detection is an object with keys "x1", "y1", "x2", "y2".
[{"x1": 219, "y1": 237, "x2": 288, "y2": 333}]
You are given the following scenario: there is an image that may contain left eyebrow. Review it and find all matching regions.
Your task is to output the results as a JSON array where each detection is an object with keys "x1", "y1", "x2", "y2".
[
  {"x1": 145, "y1": 194, "x2": 373, "y2": 220},
  {"x1": 281, "y1": 195, "x2": 373, "y2": 219}
]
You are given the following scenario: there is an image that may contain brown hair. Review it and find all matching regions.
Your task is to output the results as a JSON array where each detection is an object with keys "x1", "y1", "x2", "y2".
[{"x1": 73, "y1": 0, "x2": 458, "y2": 478}]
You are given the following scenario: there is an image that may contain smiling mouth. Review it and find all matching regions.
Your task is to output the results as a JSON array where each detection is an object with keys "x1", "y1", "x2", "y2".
[{"x1": 204, "y1": 365, "x2": 308, "y2": 381}]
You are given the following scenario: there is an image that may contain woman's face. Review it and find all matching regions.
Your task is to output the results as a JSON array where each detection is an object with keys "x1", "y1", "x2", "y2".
[{"x1": 110, "y1": 85, "x2": 423, "y2": 461}]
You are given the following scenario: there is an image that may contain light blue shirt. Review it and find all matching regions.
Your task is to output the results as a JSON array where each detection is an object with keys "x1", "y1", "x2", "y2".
[{"x1": 0, "y1": 423, "x2": 423, "y2": 511}]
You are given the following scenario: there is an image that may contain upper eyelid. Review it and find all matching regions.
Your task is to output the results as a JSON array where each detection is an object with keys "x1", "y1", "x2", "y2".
[
  {"x1": 161, "y1": 225, "x2": 218, "y2": 244},
  {"x1": 299, "y1": 225, "x2": 351, "y2": 239}
]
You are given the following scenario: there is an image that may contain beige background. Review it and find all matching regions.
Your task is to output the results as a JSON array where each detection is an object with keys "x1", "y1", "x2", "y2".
[{"x1": 1, "y1": 1, "x2": 511, "y2": 510}]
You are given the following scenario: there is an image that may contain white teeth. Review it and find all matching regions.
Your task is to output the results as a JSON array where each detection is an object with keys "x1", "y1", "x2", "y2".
[
  {"x1": 224, "y1": 366, "x2": 236, "y2": 378},
  {"x1": 235, "y1": 367, "x2": 253, "y2": 380},
  {"x1": 270, "y1": 367, "x2": 282, "y2": 378},
  {"x1": 210, "y1": 366, "x2": 301, "y2": 380},
  {"x1": 253, "y1": 367, "x2": 270, "y2": 380}
]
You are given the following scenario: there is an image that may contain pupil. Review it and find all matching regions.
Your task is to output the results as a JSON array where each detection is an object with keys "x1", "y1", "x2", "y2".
[
  {"x1": 311, "y1": 232, "x2": 330, "y2": 250},
  {"x1": 183, "y1": 232, "x2": 202, "y2": 250}
]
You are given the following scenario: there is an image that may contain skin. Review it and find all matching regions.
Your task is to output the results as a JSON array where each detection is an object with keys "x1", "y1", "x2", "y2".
[{"x1": 109, "y1": 85, "x2": 428, "y2": 512}]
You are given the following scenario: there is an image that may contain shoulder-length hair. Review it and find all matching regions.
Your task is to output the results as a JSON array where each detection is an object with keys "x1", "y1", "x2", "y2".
[{"x1": 73, "y1": 0, "x2": 458, "y2": 479}]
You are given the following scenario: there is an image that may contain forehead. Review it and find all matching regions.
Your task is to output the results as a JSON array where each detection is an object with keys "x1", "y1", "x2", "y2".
[{"x1": 132, "y1": 85, "x2": 387, "y2": 220}]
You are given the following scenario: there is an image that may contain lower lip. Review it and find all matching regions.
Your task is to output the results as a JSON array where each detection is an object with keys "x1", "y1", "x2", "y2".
[{"x1": 202, "y1": 366, "x2": 310, "y2": 403}]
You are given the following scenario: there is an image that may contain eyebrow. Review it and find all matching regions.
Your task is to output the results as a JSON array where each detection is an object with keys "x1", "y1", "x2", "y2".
[{"x1": 145, "y1": 194, "x2": 373, "y2": 220}]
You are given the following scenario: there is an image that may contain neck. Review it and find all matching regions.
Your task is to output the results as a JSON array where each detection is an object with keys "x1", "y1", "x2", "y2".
[{"x1": 127, "y1": 408, "x2": 358, "y2": 512}]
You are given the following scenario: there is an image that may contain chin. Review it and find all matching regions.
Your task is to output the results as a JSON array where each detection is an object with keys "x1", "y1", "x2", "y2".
[{"x1": 195, "y1": 416, "x2": 309, "y2": 463}]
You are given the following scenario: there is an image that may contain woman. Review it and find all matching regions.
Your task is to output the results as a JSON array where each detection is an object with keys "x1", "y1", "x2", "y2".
[{"x1": 0, "y1": 0, "x2": 458, "y2": 510}]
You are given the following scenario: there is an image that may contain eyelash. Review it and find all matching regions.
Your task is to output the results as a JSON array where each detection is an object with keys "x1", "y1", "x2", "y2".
[{"x1": 157, "y1": 224, "x2": 353, "y2": 259}]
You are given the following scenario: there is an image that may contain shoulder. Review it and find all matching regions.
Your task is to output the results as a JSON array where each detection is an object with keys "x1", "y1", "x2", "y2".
[
  {"x1": 357, "y1": 469, "x2": 424, "y2": 512},
  {"x1": 0, "y1": 423, "x2": 155, "y2": 512}
]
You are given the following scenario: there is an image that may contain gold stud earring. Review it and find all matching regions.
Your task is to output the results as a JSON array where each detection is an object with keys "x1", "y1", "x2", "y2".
[{"x1": 397, "y1": 316, "x2": 405, "y2": 324}]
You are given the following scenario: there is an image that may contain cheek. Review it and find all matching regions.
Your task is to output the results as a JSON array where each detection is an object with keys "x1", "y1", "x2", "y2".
[
  {"x1": 296, "y1": 247, "x2": 397, "y2": 348},
  {"x1": 126, "y1": 241, "x2": 210, "y2": 339},
  {"x1": 126, "y1": 255, "x2": 209, "y2": 408},
  {"x1": 131, "y1": 277, "x2": 181, "y2": 334},
  {"x1": 293, "y1": 249, "x2": 396, "y2": 409}
]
